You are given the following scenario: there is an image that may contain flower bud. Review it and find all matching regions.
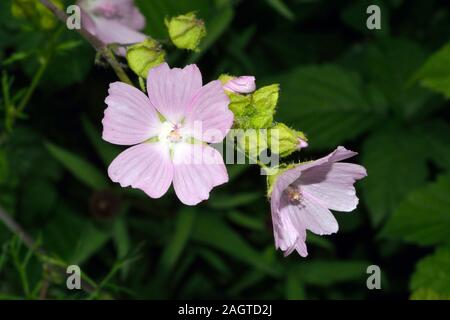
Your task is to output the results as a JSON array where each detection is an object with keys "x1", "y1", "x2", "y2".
[
  {"x1": 222, "y1": 76, "x2": 256, "y2": 94},
  {"x1": 165, "y1": 12, "x2": 206, "y2": 51},
  {"x1": 12, "y1": 0, "x2": 62, "y2": 30},
  {"x1": 269, "y1": 123, "x2": 308, "y2": 158},
  {"x1": 247, "y1": 84, "x2": 279, "y2": 129},
  {"x1": 126, "y1": 39, "x2": 165, "y2": 78}
]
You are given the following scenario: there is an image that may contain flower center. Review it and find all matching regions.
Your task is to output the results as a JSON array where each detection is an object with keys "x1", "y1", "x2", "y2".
[
  {"x1": 285, "y1": 185, "x2": 302, "y2": 204},
  {"x1": 159, "y1": 121, "x2": 184, "y2": 145}
]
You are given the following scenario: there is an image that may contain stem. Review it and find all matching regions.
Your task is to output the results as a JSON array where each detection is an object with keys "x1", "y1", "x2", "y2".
[
  {"x1": 16, "y1": 57, "x2": 48, "y2": 114},
  {"x1": 39, "y1": 0, "x2": 133, "y2": 85},
  {"x1": 0, "y1": 206, "x2": 97, "y2": 294}
]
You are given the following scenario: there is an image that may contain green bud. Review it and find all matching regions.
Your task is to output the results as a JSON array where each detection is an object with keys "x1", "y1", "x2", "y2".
[
  {"x1": 165, "y1": 12, "x2": 206, "y2": 51},
  {"x1": 246, "y1": 84, "x2": 280, "y2": 129},
  {"x1": 12, "y1": 0, "x2": 62, "y2": 30},
  {"x1": 126, "y1": 39, "x2": 165, "y2": 78},
  {"x1": 269, "y1": 123, "x2": 308, "y2": 158},
  {"x1": 228, "y1": 92, "x2": 251, "y2": 120}
]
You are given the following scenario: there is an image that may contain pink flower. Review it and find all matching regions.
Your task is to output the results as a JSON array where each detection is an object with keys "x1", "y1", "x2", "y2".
[
  {"x1": 270, "y1": 147, "x2": 367, "y2": 257},
  {"x1": 77, "y1": 0, "x2": 147, "y2": 53},
  {"x1": 223, "y1": 76, "x2": 256, "y2": 94},
  {"x1": 102, "y1": 63, "x2": 234, "y2": 205}
]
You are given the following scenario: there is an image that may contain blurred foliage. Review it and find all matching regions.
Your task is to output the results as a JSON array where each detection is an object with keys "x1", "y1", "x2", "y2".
[{"x1": 0, "y1": 0, "x2": 449, "y2": 300}]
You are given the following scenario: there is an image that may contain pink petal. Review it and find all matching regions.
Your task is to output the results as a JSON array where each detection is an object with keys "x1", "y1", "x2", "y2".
[
  {"x1": 102, "y1": 82, "x2": 161, "y2": 145},
  {"x1": 108, "y1": 142, "x2": 173, "y2": 198},
  {"x1": 80, "y1": 8, "x2": 97, "y2": 36},
  {"x1": 300, "y1": 163, "x2": 367, "y2": 212},
  {"x1": 127, "y1": 7, "x2": 146, "y2": 30},
  {"x1": 295, "y1": 195, "x2": 339, "y2": 235},
  {"x1": 273, "y1": 202, "x2": 308, "y2": 257},
  {"x1": 172, "y1": 143, "x2": 228, "y2": 205},
  {"x1": 93, "y1": 17, "x2": 147, "y2": 46},
  {"x1": 184, "y1": 80, "x2": 233, "y2": 143},
  {"x1": 147, "y1": 63, "x2": 202, "y2": 123},
  {"x1": 223, "y1": 76, "x2": 256, "y2": 94}
]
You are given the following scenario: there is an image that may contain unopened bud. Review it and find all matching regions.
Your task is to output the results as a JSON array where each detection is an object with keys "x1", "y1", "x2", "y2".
[
  {"x1": 222, "y1": 75, "x2": 256, "y2": 94},
  {"x1": 270, "y1": 123, "x2": 308, "y2": 158},
  {"x1": 165, "y1": 12, "x2": 206, "y2": 51},
  {"x1": 126, "y1": 39, "x2": 165, "y2": 78}
]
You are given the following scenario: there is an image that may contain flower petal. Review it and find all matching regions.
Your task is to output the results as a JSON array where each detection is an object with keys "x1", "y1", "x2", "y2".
[
  {"x1": 184, "y1": 80, "x2": 233, "y2": 143},
  {"x1": 273, "y1": 201, "x2": 308, "y2": 257},
  {"x1": 102, "y1": 82, "x2": 161, "y2": 145},
  {"x1": 300, "y1": 162, "x2": 367, "y2": 212},
  {"x1": 108, "y1": 142, "x2": 173, "y2": 198},
  {"x1": 93, "y1": 17, "x2": 147, "y2": 46},
  {"x1": 146, "y1": 63, "x2": 202, "y2": 123},
  {"x1": 295, "y1": 195, "x2": 339, "y2": 235},
  {"x1": 172, "y1": 143, "x2": 228, "y2": 205}
]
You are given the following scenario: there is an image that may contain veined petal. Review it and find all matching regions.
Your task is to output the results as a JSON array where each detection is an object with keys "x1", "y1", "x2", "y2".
[
  {"x1": 146, "y1": 63, "x2": 202, "y2": 123},
  {"x1": 295, "y1": 195, "x2": 339, "y2": 235},
  {"x1": 300, "y1": 162, "x2": 367, "y2": 212},
  {"x1": 108, "y1": 142, "x2": 173, "y2": 198},
  {"x1": 172, "y1": 143, "x2": 228, "y2": 205},
  {"x1": 93, "y1": 17, "x2": 147, "y2": 46},
  {"x1": 274, "y1": 200, "x2": 308, "y2": 257},
  {"x1": 184, "y1": 80, "x2": 233, "y2": 143},
  {"x1": 103, "y1": 82, "x2": 161, "y2": 145}
]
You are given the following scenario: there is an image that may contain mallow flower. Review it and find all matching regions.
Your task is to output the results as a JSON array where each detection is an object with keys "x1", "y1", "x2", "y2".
[
  {"x1": 269, "y1": 147, "x2": 367, "y2": 257},
  {"x1": 223, "y1": 76, "x2": 256, "y2": 94},
  {"x1": 77, "y1": 0, "x2": 147, "y2": 53},
  {"x1": 102, "y1": 63, "x2": 234, "y2": 205}
]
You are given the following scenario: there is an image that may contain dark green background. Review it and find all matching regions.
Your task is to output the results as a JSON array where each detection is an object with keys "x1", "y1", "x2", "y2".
[{"x1": 0, "y1": 0, "x2": 449, "y2": 299}]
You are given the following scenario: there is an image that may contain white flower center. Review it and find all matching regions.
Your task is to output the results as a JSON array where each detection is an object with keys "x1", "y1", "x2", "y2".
[
  {"x1": 286, "y1": 185, "x2": 302, "y2": 204},
  {"x1": 159, "y1": 121, "x2": 185, "y2": 146}
]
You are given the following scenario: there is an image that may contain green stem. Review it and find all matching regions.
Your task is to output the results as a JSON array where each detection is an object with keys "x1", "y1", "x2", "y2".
[{"x1": 16, "y1": 58, "x2": 48, "y2": 114}]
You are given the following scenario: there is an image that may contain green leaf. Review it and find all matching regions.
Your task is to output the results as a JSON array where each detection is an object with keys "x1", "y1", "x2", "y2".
[
  {"x1": 45, "y1": 142, "x2": 109, "y2": 190},
  {"x1": 294, "y1": 260, "x2": 369, "y2": 286},
  {"x1": 208, "y1": 192, "x2": 261, "y2": 209},
  {"x1": 285, "y1": 267, "x2": 306, "y2": 300},
  {"x1": 187, "y1": 5, "x2": 234, "y2": 63},
  {"x1": 44, "y1": 204, "x2": 110, "y2": 265},
  {"x1": 157, "y1": 208, "x2": 196, "y2": 276},
  {"x1": 265, "y1": 0, "x2": 295, "y2": 21},
  {"x1": 413, "y1": 41, "x2": 450, "y2": 98},
  {"x1": 361, "y1": 123, "x2": 428, "y2": 226},
  {"x1": 113, "y1": 216, "x2": 131, "y2": 259},
  {"x1": 191, "y1": 213, "x2": 281, "y2": 277},
  {"x1": 71, "y1": 224, "x2": 111, "y2": 265},
  {"x1": 227, "y1": 210, "x2": 264, "y2": 231},
  {"x1": 381, "y1": 174, "x2": 450, "y2": 246},
  {"x1": 361, "y1": 38, "x2": 430, "y2": 118},
  {"x1": 81, "y1": 116, "x2": 120, "y2": 166},
  {"x1": 268, "y1": 64, "x2": 386, "y2": 150},
  {"x1": 410, "y1": 247, "x2": 450, "y2": 299}
]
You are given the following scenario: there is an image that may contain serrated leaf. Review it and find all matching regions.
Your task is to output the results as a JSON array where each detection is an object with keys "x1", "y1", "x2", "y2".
[
  {"x1": 381, "y1": 174, "x2": 450, "y2": 246},
  {"x1": 191, "y1": 213, "x2": 281, "y2": 277},
  {"x1": 413, "y1": 41, "x2": 450, "y2": 98},
  {"x1": 410, "y1": 247, "x2": 450, "y2": 299},
  {"x1": 361, "y1": 123, "x2": 428, "y2": 226},
  {"x1": 45, "y1": 142, "x2": 109, "y2": 190},
  {"x1": 269, "y1": 64, "x2": 385, "y2": 150}
]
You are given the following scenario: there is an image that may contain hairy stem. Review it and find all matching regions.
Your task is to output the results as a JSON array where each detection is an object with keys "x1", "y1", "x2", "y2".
[{"x1": 39, "y1": 0, "x2": 133, "y2": 85}]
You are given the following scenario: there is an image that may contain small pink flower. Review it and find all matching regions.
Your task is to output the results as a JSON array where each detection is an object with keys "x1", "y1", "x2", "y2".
[
  {"x1": 77, "y1": 0, "x2": 147, "y2": 53},
  {"x1": 223, "y1": 76, "x2": 256, "y2": 94},
  {"x1": 270, "y1": 147, "x2": 367, "y2": 257},
  {"x1": 102, "y1": 63, "x2": 234, "y2": 205}
]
